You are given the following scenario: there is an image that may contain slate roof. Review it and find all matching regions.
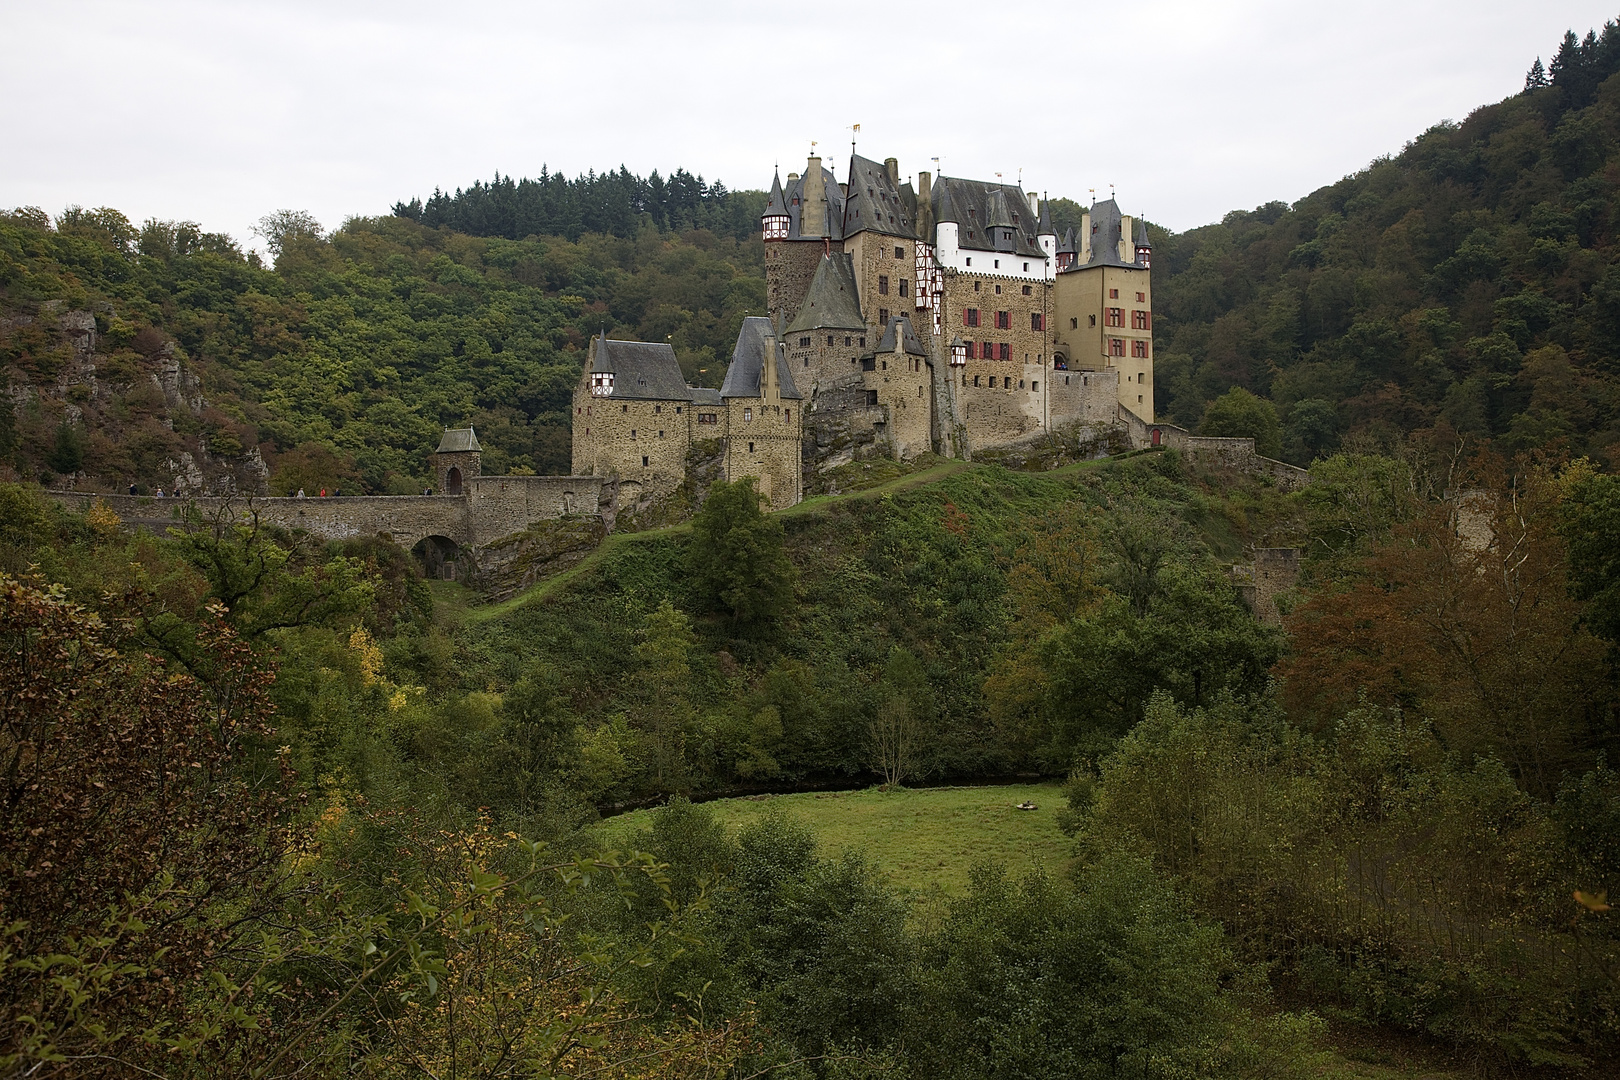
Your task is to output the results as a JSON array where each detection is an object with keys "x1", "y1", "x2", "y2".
[
  {"x1": 1135, "y1": 216, "x2": 1152, "y2": 249},
  {"x1": 721, "y1": 316, "x2": 803, "y2": 400},
  {"x1": 764, "y1": 169, "x2": 788, "y2": 217},
  {"x1": 1056, "y1": 226, "x2": 1075, "y2": 255},
  {"x1": 589, "y1": 336, "x2": 693, "y2": 400},
  {"x1": 777, "y1": 165, "x2": 846, "y2": 241},
  {"x1": 875, "y1": 316, "x2": 928, "y2": 358},
  {"x1": 1065, "y1": 198, "x2": 1145, "y2": 271},
  {"x1": 1037, "y1": 198, "x2": 1054, "y2": 237},
  {"x1": 930, "y1": 176, "x2": 1044, "y2": 257},
  {"x1": 690, "y1": 388, "x2": 722, "y2": 406},
  {"x1": 841, "y1": 154, "x2": 918, "y2": 239},
  {"x1": 784, "y1": 253, "x2": 865, "y2": 333},
  {"x1": 436, "y1": 427, "x2": 481, "y2": 453}
]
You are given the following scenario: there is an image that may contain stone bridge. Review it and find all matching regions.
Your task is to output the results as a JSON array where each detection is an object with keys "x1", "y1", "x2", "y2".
[{"x1": 46, "y1": 475, "x2": 610, "y2": 564}]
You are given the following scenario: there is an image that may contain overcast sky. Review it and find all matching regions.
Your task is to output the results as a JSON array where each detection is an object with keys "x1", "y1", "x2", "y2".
[{"x1": 3, "y1": 0, "x2": 1615, "y2": 252}]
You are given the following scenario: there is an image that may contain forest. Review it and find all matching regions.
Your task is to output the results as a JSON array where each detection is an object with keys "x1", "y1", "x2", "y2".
[{"x1": 6, "y1": 19, "x2": 1620, "y2": 1080}]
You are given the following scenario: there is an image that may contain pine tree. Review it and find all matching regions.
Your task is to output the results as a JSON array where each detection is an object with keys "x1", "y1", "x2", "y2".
[{"x1": 1525, "y1": 56, "x2": 1549, "y2": 90}]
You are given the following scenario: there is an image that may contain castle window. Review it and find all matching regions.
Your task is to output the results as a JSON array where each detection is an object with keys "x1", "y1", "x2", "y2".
[
  {"x1": 800, "y1": 336, "x2": 811, "y2": 347},
  {"x1": 895, "y1": 246, "x2": 904, "y2": 259},
  {"x1": 642, "y1": 456, "x2": 649, "y2": 467},
  {"x1": 804, "y1": 358, "x2": 810, "y2": 367},
  {"x1": 973, "y1": 375, "x2": 980, "y2": 386},
  {"x1": 1065, "y1": 376, "x2": 1070, "y2": 385},
  {"x1": 964, "y1": 308, "x2": 979, "y2": 327},
  {"x1": 994, "y1": 259, "x2": 1000, "y2": 269},
  {"x1": 1132, "y1": 310, "x2": 1149, "y2": 330},
  {"x1": 1133, "y1": 340, "x2": 1149, "y2": 358},
  {"x1": 845, "y1": 336, "x2": 852, "y2": 345},
  {"x1": 879, "y1": 275, "x2": 889, "y2": 295},
  {"x1": 676, "y1": 406, "x2": 681, "y2": 413},
  {"x1": 1106, "y1": 308, "x2": 1123, "y2": 327},
  {"x1": 622, "y1": 404, "x2": 628, "y2": 412},
  {"x1": 659, "y1": 430, "x2": 665, "y2": 437},
  {"x1": 1031, "y1": 313, "x2": 1044, "y2": 331},
  {"x1": 1071, "y1": 318, "x2": 1078, "y2": 329},
  {"x1": 965, "y1": 257, "x2": 971, "y2": 265},
  {"x1": 879, "y1": 308, "x2": 889, "y2": 324},
  {"x1": 749, "y1": 442, "x2": 755, "y2": 452},
  {"x1": 974, "y1": 281, "x2": 980, "y2": 292},
  {"x1": 827, "y1": 335, "x2": 834, "y2": 346},
  {"x1": 1003, "y1": 376, "x2": 1011, "y2": 389},
  {"x1": 744, "y1": 408, "x2": 753, "y2": 421},
  {"x1": 899, "y1": 279, "x2": 908, "y2": 297},
  {"x1": 1089, "y1": 314, "x2": 1096, "y2": 326},
  {"x1": 1110, "y1": 288, "x2": 1119, "y2": 298},
  {"x1": 882, "y1": 360, "x2": 887, "y2": 370},
  {"x1": 1138, "y1": 395, "x2": 1144, "y2": 403},
  {"x1": 918, "y1": 386, "x2": 924, "y2": 397},
  {"x1": 1023, "y1": 262, "x2": 1029, "y2": 272},
  {"x1": 1110, "y1": 338, "x2": 1125, "y2": 356},
  {"x1": 995, "y1": 311, "x2": 1010, "y2": 329},
  {"x1": 631, "y1": 429, "x2": 637, "y2": 438},
  {"x1": 1022, "y1": 285, "x2": 1032, "y2": 295},
  {"x1": 1138, "y1": 372, "x2": 1145, "y2": 383},
  {"x1": 995, "y1": 284, "x2": 1001, "y2": 294},
  {"x1": 577, "y1": 406, "x2": 582, "y2": 414},
  {"x1": 1137, "y1": 292, "x2": 1146, "y2": 302},
  {"x1": 786, "y1": 409, "x2": 791, "y2": 421},
  {"x1": 655, "y1": 405, "x2": 661, "y2": 413},
  {"x1": 999, "y1": 343, "x2": 1010, "y2": 360},
  {"x1": 1019, "y1": 380, "x2": 1025, "y2": 389},
  {"x1": 860, "y1": 337, "x2": 865, "y2": 346},
  {"x1": 1032, "y1": 381, "x2": 1038, "y2": 391}
]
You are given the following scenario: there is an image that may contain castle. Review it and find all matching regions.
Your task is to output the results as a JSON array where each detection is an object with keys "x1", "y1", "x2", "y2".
[{"x1": 573, "y1": 150, "x2": 1156, "y2": 510}]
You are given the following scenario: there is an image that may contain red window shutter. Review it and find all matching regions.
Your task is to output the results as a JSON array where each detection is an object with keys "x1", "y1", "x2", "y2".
[{"x1": 962, "y1": 309, "x2": 968, "y2": 326}]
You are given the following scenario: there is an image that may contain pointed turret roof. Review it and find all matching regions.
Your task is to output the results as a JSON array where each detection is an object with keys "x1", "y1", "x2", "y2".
[
  {"x1": 785, "y1": 253, "x2": 865, "y2": 333},
  {"x1": 933, "y1": 182, "x2": 960, "y2": 225},
  {"x1": 764, "y1": 169, "x2": 788, "y2": 217},
  {"x1": 1134, "y1": 216, "x2": 1151, "y2": 249},
  {"x1": 1037, "y1": 197, "x2": 1054, "y2": 236},
  {"x1": 721, "y1": 316, "x2": 803, "y2": 400}
]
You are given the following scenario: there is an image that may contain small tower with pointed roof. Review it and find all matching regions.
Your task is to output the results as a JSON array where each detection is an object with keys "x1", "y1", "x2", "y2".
[{"x1": 434, "y1": 427, "x2": 481, "y2": 495}]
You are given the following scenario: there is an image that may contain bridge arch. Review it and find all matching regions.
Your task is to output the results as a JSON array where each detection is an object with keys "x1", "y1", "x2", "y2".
[{"x1": 412, "y1": 534, "x2": 464, "y2": 580}]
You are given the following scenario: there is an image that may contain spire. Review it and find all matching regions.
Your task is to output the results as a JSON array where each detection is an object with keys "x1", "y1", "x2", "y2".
[
  {"x1": 1037, "y1": 193, "x2": 1054, "y2": 237},
  {"x1": 765, "y1": 169, "x2": 787, "y2": 216},
  {"x1": 1134, "y1": 216, "x2": 1151, "y2": 248}
]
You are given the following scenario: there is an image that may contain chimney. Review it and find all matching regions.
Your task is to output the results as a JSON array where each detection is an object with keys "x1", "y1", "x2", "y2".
[
  {"x1": 1027, "y1": 192, "x2": 1039, "y2": 214},
  {"x1": 918, "y1": 171, "x2": 931, "y2": 202},
  {"x1": 801, "y1": 155, "x2": 826, "y2": 239},
  {"x1": 916, "y1": 171, "x2": 933, "y2": 236},
  {"x1": 885, "y1": 157, "x2": 899, "y2": 183},
  {"x1": 787, "y1": 172, "x2": 799, "y2": 183}
]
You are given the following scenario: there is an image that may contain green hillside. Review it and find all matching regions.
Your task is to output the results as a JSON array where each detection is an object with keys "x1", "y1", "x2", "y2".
[{"x1": 1151, "y1": 30, "x2": 1620, "y2": 464}]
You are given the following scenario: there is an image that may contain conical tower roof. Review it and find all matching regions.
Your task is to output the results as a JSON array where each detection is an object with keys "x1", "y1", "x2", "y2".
[
  {"x1": 1037, "y1": 196, "x2": 1054, "y2": 236},
  {"x1": 764, "y1": 169, "x2": 788, "y2": 217}
]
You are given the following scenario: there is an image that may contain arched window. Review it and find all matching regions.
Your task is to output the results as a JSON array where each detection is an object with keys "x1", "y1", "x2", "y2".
[{"x1": 446, "y1": 467, "x2": 463, "y2": 495}]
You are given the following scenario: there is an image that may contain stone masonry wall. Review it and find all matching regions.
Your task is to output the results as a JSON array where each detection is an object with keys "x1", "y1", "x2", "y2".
[
  {"x1": 722, "y1": 398, "x2": 801, "y2": 509},
  {"x1": 572, "y1": 392, "x2": 692, "y2": 512},
  {"x1": 846, "y1": 232, "x2": 918, "y2": 344},
  {"x1": 1048, "y1": 368, "x2": 1120, "y2": 428},
  {"x1": 766, "y1": 240, "x2": 836, "y2": 320},
  {"x1": 953, "y1": 359, "x2": 1047, "y2": 448},
  {"x1": 865, "y1": 348, "x2": 931, "y2": 459},
  {"x1": 786, "y1": 329, "x2": 870, "y2": 397},
  {"x1": 45, "y1": 475, "x2": 606, "y2": 555}
]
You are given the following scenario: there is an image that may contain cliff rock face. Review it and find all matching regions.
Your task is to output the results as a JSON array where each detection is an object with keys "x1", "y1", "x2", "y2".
[{"x1": 2, "y1": 305, "x2": 265, "y2": 495}]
